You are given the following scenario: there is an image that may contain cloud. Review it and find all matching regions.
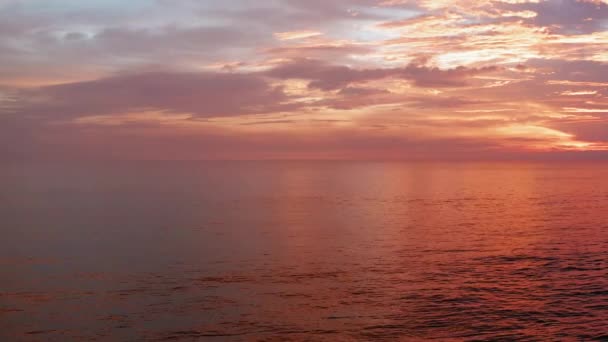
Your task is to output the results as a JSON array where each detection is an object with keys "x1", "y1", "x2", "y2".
[
  {"x1": 274, "y1": 30, "x2": 323, "y2": 41},
  {"x1": 5, "y1": 57, "x2": 500, "y2": 125},
  {"x1": 498, "y1": 0, "x2": 608, "y2": 34},
  {"x1": 553, "y1": 118, "x2": 608, "y2": 142},
  {"x1": 265, "y1": 58, "x2": 499, "y2": 90},
  {"x1": 1, "y1": 0, "x2": 608, "y2": 160},
  {"x1": 9, "y1": 71, "x2": 296, "y2": 119},
  {"x1": 0, "y1": 117, "x2": 563, "y2": 161}
]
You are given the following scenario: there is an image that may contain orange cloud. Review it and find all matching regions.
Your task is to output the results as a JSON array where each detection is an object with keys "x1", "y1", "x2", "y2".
[{"x1": 1, "y1": 0, "x2": 607, "y2": 160}]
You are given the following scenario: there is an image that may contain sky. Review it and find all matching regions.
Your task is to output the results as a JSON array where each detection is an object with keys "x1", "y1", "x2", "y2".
[{"x1": 1, "y1": 0, "x2": 608, "y2": 160}]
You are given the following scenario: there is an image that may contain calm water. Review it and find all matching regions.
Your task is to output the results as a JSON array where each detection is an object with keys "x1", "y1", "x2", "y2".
[{"x1": 1, "y1": 161, "x2": 608, "y2": 341}]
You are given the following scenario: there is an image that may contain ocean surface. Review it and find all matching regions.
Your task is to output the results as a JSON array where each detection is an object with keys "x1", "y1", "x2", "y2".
[{"x1": 1, "y1": 161, "x2": 608, "y2": 341}]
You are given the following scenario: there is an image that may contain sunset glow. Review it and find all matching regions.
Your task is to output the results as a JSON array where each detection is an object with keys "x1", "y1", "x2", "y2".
[
  {"x1": 3, "y1": 2, "x2": 608, "y2": 340},
  {"x1": 2, "y1": 0, "x2": 608, "y2": 160}
]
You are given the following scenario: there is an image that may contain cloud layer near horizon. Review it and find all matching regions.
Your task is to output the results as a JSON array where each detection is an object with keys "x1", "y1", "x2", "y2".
[{"x1": 1, "y1": 0, "x2": 608, "y2": 160}]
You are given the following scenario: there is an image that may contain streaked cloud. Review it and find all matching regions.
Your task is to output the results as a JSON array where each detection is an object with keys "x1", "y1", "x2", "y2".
[
  {"x1": 1, "y1": 0, "x2": 607, "y2": 160},
  {"x1": 274, "y1": 30, "x2": 323, "y2": 41}
]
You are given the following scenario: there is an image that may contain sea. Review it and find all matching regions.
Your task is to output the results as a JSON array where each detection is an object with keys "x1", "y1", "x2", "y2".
[{"x1": 1, "y1": 161, "x2": 608, "y2": 341}]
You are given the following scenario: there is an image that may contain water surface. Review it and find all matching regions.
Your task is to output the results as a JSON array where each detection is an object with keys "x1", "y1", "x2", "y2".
[{"x1": 1, "y1": 161, "x2": 608, "y2": 340}]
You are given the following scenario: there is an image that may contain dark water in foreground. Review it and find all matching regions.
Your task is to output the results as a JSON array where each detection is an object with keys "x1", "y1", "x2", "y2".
[{"x1": 1, "y1": 161, "x2": 608, "y2": 341}]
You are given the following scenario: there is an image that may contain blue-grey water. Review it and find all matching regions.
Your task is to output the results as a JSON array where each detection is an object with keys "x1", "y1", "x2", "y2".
[{"x1": 1, "y1": 161, "x2": 608, "y2": 341}]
